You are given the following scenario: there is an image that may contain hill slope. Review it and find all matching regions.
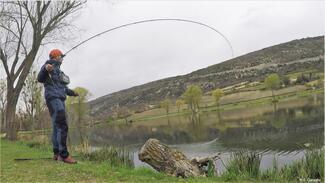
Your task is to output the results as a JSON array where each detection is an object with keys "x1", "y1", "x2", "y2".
[{"x1": 89, "y1": 36, "x2": 324, "y2": 116}]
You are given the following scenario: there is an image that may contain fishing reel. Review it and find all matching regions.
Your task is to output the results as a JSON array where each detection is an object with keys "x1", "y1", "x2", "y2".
[{"x1": 59, "y1": 71, "x2": 70, "y2": 85}]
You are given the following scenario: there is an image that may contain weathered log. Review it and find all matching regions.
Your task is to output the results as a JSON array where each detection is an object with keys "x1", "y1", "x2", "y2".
[{"x1": 138, "y1": 138, "x2": 219, "y2": 178}]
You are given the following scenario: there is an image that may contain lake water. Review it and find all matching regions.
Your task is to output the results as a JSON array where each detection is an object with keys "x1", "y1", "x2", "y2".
[{"x1": 68, "y1": 93, "x2": 324, "y2": 172}]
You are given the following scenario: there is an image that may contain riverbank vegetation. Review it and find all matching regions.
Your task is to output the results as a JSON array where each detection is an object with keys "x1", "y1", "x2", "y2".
[
  {"x1": 223, "y1": 150, "x2": 324, "y2": 182},
  {"x1": 106, "y1": 87, "x2": 323, "y2": 126},
  {"x1": 103, "y1": 70, "x2": 323, "y2": 125},
  {"x1": 1, "y1": 139, "x2": 323, "y2": 182}
]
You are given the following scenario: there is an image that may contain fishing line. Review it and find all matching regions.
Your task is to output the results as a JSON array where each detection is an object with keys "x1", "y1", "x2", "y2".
[{"x1": 64, "y1": 18, "x2": 234, "y2": 57}]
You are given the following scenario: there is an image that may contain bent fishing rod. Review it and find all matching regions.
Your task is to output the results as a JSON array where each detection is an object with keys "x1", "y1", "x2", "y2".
[{"x1": 63, "y1": 18, "x2": 234, "y2": 57}]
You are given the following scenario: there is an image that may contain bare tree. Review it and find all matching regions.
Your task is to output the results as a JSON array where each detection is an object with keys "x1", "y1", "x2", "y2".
[
  {"x1": 0, "y1": 79, "x2": 6, "y2": 133},
  {"x1": 21, "y1": 67, "x2": 45, "y2": 131},
  {"x1": 0, "y1": 1, "x2": 85, "y2": 140}
]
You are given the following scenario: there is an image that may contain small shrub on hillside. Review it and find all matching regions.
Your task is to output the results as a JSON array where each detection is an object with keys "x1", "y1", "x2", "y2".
[
  {"x1": 296, "y1": 74, "x2": 310, "y2": 84},
  {"x1": 106, "y1": 116, "x2": 115, "y2": 123},
  {"x1": 316, "y1": 79, "x2": 324, "y2": 89},
  {"x1": 280, "y1": 75, "x2": 291, "y2": 86}
]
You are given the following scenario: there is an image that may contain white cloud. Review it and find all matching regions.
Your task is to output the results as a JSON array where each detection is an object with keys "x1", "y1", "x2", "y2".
[{"x1": 3, "y1": 1, "x2": 323, "y2": 99}]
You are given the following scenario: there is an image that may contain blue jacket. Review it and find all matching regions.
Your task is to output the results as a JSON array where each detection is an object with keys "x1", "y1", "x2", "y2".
[{"x1": 37, "y1": 59, "x2": 76, "y2": 102}]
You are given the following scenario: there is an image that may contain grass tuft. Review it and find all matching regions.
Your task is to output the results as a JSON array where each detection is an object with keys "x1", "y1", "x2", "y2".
[
  {"x1": 224, "y1": 149, "x2": 324, "y2": 182},
  {"x1": 225, "y1": 150, "x2": 261, "y2": 178},
  {"x1": 79, "y1": 146, "x2": 134, "y2": 168}
]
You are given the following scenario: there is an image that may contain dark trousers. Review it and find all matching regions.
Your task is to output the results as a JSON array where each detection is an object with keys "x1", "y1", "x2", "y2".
[{"x1": 46, "y1": 98, "x2": 69, "y2": 158}]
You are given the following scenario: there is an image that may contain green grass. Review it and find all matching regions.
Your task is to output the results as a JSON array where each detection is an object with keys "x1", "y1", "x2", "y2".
[
  {"x1": 224, "y1": 149, "x2": 324, "y2": 182},
  {"x1": 0, "y1": 139, "x2": 226, "y2": 182},
  {"x1": 1, "y1": 139, "x2": 323, "y2": 182},
  {"x1": 237, "y1": 83, "x2": 266, "y2": 92},
  {"x1": 286, "y1": 69, "x2": 322, "y2": 79},
  {"x1": 297, "y1": 88, "x2": 324, "y2": 97},
  {"x1": 103, "y1": 88, "x2": 323, "y2": 127}
]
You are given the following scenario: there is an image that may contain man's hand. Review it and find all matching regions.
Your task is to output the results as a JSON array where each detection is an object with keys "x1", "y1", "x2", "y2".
[
  {"x1": 45, "y1": 64, "x2": 54, "y2": 72},
  {"x1": 73, "y1": 91, "x2": 79, "y2": 96}
]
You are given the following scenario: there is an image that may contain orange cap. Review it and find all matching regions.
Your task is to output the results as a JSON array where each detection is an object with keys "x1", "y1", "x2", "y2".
[{"x1": 49, "y1": 49, "x2": 63, "y2": 59}]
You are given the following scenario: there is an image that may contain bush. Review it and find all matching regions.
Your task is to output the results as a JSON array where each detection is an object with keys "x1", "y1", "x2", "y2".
[
  {"x1": 106, "y1": 116, "x2": 115, "y2": 123},
  {"x1": 280, "y1": 75, "x2": 291, "y2": 86},
  {"x1": 316, "y1": 79, "x2": 324, "y2": 89},
  {"x1": 296, "y1": 74, "x2": 310, "y2": 84}
]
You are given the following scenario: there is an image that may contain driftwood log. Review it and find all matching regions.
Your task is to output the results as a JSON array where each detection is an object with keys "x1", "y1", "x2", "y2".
[{"x1": 138, "y1": 138, "x2": 220, "y2": 178}]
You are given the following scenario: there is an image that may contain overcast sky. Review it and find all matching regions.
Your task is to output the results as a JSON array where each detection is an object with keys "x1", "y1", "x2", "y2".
[{"x1": 3, "y1": 1, "x2": 325, "y2": 100}]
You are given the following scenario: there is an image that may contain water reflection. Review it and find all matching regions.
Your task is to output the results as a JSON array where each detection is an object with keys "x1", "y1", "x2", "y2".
[
  {"x1": 68, "y1": 94, "x2": 324, "y2": 168},
  {"x1": 220, "y1": 104, "x2": 324, "y2": 152}
]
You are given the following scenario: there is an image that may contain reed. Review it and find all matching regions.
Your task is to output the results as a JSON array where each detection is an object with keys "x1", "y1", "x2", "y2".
[
  {"x1": 225, "y1": 150, "x2": 261, "y2": 178},
  {"x1": 80, "y1": 146, "x2": 134, "y2": 168},
  {"x1": 224, "y1": 149, "x2": 323, "y2": 182}
]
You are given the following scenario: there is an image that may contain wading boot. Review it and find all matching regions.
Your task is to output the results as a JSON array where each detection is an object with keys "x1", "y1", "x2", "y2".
[{"x1": 58, "y1": 156, "x2": 77, "y2": 164}]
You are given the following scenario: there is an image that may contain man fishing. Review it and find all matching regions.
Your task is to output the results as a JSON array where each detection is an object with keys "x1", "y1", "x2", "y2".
[{"x1": 37, "y1": 49, "x2": 78, "y2": 164}]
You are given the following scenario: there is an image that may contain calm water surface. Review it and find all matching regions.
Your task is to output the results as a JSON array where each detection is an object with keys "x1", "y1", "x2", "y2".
[{"x1": 69, "y1": 94, "x2": 324, "y2": 171}]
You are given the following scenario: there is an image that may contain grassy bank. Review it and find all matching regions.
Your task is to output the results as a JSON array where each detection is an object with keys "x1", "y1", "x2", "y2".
[
  {"x1": 1, "y1": 140, "x2": 323, "y2": 182},
  {"x1": 0, "y1": 140, "x2": 223, "y2": 182},
  {"x1": 108, "y1": 87, "x2": 323, "y2": 126}
]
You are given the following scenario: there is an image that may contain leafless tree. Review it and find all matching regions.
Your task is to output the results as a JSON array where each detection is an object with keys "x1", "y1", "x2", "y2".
[
  {"x1": 21, "y1": 67, "x2": 46, "y2": 131},
  {"x1": 0, "y1": 1, "x2": 86, "y2": 140},
  {"x1": 0, "y1": 79, "x2": 6, "y2": 133}
]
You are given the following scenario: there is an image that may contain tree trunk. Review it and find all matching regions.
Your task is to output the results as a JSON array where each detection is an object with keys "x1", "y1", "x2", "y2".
[
  {"x1": 138, "y1": 138, "x2": 219, "y2": 178},
  {"x1": 6, "y1": 91, "x2": 18, "y2": 140},
  {"x1": 5, "y1": 77, "x2": 24, "y2": 140},
  {"x1": 272, "y1": 89, "x2": 275, "y2": 102},
  {"x1": 0, "y1": 109, "x2": 5, "y2": 133},
  {"x1": 5, "y1": 49, "x2": 39, "y2": 140}
]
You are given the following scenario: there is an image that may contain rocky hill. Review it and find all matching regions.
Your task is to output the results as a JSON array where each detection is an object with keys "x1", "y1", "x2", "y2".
[{"x1": 89, "y1": 36, "x2": 324, "y2": 117}]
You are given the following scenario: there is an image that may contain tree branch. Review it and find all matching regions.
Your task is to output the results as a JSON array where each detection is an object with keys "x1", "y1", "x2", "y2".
[
  {"x1": 0, "y1": 48, "x2": 10, "y2": 78},
  {"x1": 0, "y1": 24, "x2": 20, "y2": 39},
  {"x1": 21, "y1": 1, "x2": 36, "y2": 29},
  {"x1": 11, "y1": 3, "x2": 25, "y2": 76},
  {"x1": 40, "y1": 1, "x2": 51, "y2": 16},
  {"x1": 41, "y1": 1, "x2": 83, "y2": 38}
]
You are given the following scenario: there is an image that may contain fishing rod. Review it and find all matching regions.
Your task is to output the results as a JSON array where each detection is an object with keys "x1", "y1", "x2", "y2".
[
  {"x1": 14, "y1": 155, "x2": 80, "y2": 161},
  {"x1": 14, "y1": 157, "x2": 55, "y2": 161},
  {"x1": 63, "y1": 18, "x2": 234, "y2": 57}
]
